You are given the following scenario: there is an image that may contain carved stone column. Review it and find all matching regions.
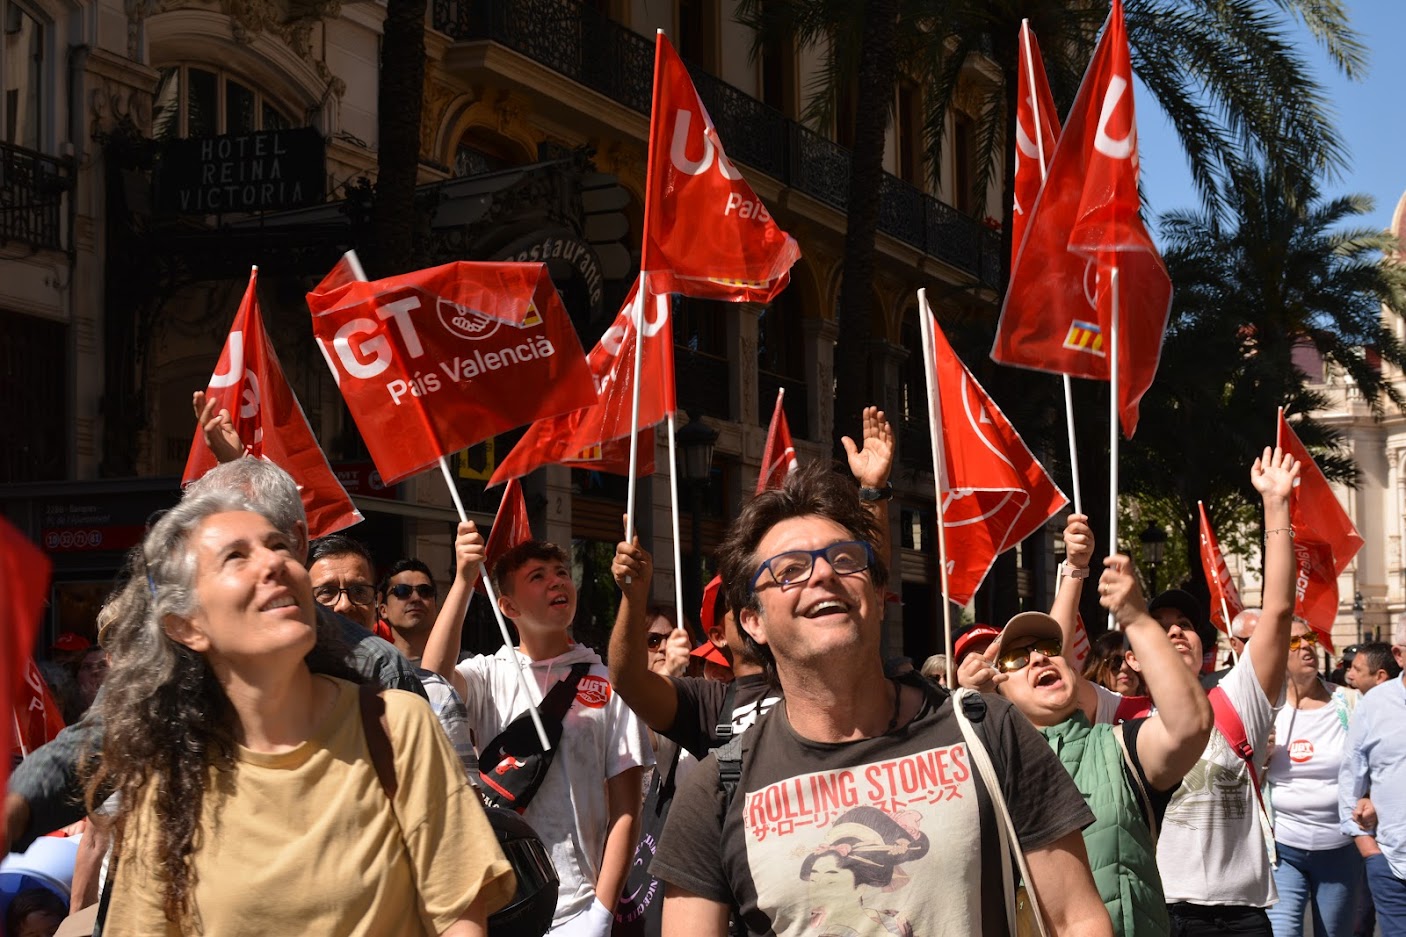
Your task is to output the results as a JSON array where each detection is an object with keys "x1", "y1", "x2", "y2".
[
  {"x1": 730, "y1": 303, "x2": 762, "y2": 426},
  {"x1": 801, "y1": 316, "x2": 838, "y2": 446},
  {"x1": 542, "y1": 465, "x2": 574, "y2": 554}
]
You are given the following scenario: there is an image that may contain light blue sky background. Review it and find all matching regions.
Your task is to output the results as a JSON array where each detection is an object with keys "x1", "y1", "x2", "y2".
[{"x1": 1133, "y1": 0, "x2": 1406, "y2": 235}]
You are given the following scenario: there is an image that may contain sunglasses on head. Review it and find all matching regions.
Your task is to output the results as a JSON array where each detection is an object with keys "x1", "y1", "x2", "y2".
[
  {"x1": 1289, "y1": 632, "x2": 1319, "y2": 651},
  {"x1": 388, "y1": 583, "x2": 436, "y2": 601},
  {"x1": 646, "y1": 632, "x2": 669, "y2": 649},
  {"x1": 995, "y1": 636, "x2": 1063, "y2": 673}
]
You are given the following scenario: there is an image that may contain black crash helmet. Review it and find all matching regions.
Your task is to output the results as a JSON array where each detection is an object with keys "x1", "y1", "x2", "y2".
[{"x1": 484, "y1": 805, "x2": 559, "y2": 937}]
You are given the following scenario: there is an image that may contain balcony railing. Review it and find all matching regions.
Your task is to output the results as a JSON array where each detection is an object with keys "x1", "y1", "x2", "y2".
[
  {"x1": 0, "y1": 141, "x2": 70, "y2": 254},
  {"x1": 433, "y1": 0, "x2": 1003, "y2": 289}
]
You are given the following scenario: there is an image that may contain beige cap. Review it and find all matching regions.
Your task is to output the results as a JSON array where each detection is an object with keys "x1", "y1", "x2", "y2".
[{"x1": 991, "y1": 611, "x2": 1063, "y2": 658}]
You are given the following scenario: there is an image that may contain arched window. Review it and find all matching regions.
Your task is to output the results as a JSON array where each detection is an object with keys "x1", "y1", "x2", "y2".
[
  {"x1": 2, "y1": 0, "x2": 46, "y2": 151},
  {"x1": 151, "y1": 65, "x2": 294, "y2": 140}
]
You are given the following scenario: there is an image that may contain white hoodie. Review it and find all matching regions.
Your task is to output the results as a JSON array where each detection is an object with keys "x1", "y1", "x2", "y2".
[{"x1": 457, "y1": 643, "x2": 654, "y2": 927}]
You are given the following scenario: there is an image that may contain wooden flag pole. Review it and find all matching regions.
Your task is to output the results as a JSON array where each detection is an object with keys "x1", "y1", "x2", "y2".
[
  {"x1": 918, "y1": 290, "x2": 957, "y2": 689},
  {"x1": 1108, "y1": 267, "x2": 1121, "y2": 631}
]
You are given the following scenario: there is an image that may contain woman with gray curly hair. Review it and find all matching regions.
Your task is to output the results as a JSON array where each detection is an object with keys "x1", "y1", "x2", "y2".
[{"x1": 86, "y1": 487, "x2": 514, "y2": 935}]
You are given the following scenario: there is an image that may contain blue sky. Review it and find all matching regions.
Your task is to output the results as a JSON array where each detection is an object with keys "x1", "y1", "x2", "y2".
[{"x1": 1134, "y1": 0, "x2": 1406, "y2": 235}]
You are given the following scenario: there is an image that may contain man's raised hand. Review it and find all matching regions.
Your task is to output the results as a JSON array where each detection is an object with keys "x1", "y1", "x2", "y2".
[
  {"x1": 453, "y1": 521, "x2": 485, "y2": 584},
  {"x1": 842, "y1": 406, "x2": 893, "y2": 489},
  {"x1": 611, "y1": 536, "x2": 653, "y2": 607}
]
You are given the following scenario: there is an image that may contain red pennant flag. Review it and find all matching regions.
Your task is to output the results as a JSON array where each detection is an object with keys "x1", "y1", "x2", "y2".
[
  {"x1": 3, "y1": 517, "x2": 52, "y2": 809},
  {"x1": 1198, "y1": 501, "x2": 1245, "y2": 634},
  {"x1": 184, "y1": 268, "x2": 363, "y2": 538},
  {"x1": 14, "y1": 657, "x2": 66, "y2": 760},
  {"x1": 475, "y1": 478, "x2": 534, "y2": 595},
  {"x1": 490, "y1": 281, "x2": 671, "y2": 486},
  {"x1": 642, "y1": 32, "x2": 800, "y2": 303},
  {"x1": 992, "y1": 0, "x2": 1172, "y2": 438},
  {"x1": 924, "y1": 298, "x2": 1069, "y2": 605},
  {"x1": 308, "y1": 257, "x2": 599, "y2": 486},
  {"x1": 1011, "y1": 21, "x2": 1061, "y2": 264},
  {"x1": 756, "y1": 388, "x2": 798, "y2": 494},
  {"x1": 1277, "y1": 412, "x2": 1363, "y2": 651}
]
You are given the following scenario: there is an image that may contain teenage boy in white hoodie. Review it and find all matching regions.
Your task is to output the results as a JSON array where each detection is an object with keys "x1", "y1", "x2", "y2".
[{"x1": 424, "y1": 528, "x2": 653, "y2": 937}]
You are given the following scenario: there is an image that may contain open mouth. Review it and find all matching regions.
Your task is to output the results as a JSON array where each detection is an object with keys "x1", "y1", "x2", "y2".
[
  {"x1": 800, "y1": 599, "x2": 851, "y2": 619},
  {"x1": 261, "y1": 594, "x2": 298, "y2": 612},
  {"x1": 549, "y1": 594, "x2": 570, "y2": 608},
  {"x1": 1033, "y1": 669, "x2": 1062, "y2": 689}
]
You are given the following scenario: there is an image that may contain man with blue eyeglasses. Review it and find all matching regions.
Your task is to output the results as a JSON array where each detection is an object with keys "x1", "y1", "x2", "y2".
[{"x1": 650, "y1": 461, "x2": 1110, "y2": 937}]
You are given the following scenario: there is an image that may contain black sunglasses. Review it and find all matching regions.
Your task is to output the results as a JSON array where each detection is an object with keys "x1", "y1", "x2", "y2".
[
  {"x1": 646, "y1": 632, "x2": 669, "y2": 649},
  {"x1": 387, "y1": 583, "x2": 436, "y2": 601}
]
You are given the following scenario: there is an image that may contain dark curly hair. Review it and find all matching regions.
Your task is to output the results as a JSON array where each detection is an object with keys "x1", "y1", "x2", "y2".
[{"x1": 82, "y1": 489, "x2": 360, "y2": 929}]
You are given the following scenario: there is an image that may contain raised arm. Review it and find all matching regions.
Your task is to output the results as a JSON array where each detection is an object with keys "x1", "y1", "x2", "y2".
[
  {"x1": 607, "y1": 539, "x2": 680, "y2": 732},
  {"x1": 421, "y1": 521, "x2": 484, "y2": 700},
  {"x1": 1250, "y1": 447, "x2": 1299, "y2": 701},
  {"x1": 843, "y1": 406, "x2": 894, "y2": 570},
  {"x1": 1099, "y1": 554, "x2": 1213, "y2": 789},
  {"x1": 191, "y1": 390, "x2": 246, "y2": 463},
  {"x1": 1050, "y1": 513, "x2": 1092, "y2": 664}
]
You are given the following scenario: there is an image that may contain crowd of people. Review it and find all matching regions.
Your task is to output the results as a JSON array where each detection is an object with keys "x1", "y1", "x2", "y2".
[{"x1": 2, "y1": 404, "x2": 1405, "y2": 937}]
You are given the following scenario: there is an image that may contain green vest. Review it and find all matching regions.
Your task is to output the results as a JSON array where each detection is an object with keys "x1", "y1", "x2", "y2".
[{"x1": 1040, "y1": 713, "x2": 1169, "y2": 937}]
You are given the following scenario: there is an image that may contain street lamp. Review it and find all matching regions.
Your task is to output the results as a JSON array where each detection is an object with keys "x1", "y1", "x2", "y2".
[
  {"x1": 675, "y1": 410, "x2": 719, "y2": 633},
  {"x1": 1139, "y1": 521, "x2": 1168, "y2": 595},
  {"x1": 1353, "y1": 590, "x2": 1364, "y2": 643}
]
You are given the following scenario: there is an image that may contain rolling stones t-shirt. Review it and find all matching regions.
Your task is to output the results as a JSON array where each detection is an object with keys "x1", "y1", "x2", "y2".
[{"x1": 651, "y1": 682, "x2": 1092, "y2": 936}]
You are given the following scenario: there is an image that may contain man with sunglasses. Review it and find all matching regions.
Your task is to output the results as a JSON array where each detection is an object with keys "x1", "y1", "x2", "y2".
[{"x1": 651, "y1": 461, "x2": 1109, "y2": 936}]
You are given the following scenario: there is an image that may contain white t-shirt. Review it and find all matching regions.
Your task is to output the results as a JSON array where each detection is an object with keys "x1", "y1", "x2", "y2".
[
  {"x1": 457, "y1": 644, "x2": 654, "y2": 927},
  {"x1": 1268, "y1": 696, "x2": 1353, "y2": 851},
  {"x1": 1156, "y1": 639, "x2": 1283, "y2": 907}
]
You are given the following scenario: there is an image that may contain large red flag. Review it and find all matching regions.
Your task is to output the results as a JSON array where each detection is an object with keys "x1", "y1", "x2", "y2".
[
  {"x1": 1011, "y1": 21, "x2": 1061, "y2": 263},
  {"x1": 992, "y1": 0, "x2": 1171, "y2": 438},
  {"x1": 184, "y1": 268, "x2": 362, "y2": 538},
  {"x1": 642, "y1": 32, "x2": 800, "y2": 303},
  {"x1": 1278, "y1": 412, "x2": 1363, "y2": 651},
  {"x1": 756, "y1": 388, "x2": 798, "y2": 494},
  {"x1": 307, "y1": 257, "x2": 598, "y2": 486},
  {"x1": 3, "y1": 517, "x2": 52, "y2": 813},
  {"x1": 1198, "y1": 501, "x2": 1245, "y2": 634},
  {"x1": 489, "y1": 281, "x2": 671, "y2": 486},
  {"x1": 924, "y1": 298, "x2": 1069, "y2": 605},
  {"x1": 475, "y1": 478, "x2": 534, "y2": 595}
]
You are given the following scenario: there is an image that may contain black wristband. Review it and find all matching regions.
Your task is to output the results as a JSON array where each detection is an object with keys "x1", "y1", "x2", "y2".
[{"x1": 858, "y1": 484, "x2": 893, "y2": 502}]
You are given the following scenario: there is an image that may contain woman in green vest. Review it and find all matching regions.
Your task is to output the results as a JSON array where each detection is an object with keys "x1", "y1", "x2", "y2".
[{"x1": 961, "y1": 515, "x2": 1213, "y2": 937}]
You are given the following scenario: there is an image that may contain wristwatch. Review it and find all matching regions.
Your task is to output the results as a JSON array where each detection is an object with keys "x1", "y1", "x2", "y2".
[
  {"x1": 1058, "y1": 562, "x2": 1090, "y2": 580},
  {"x1": 858, "y1": 484, "x2": 893, "y2": 502}
]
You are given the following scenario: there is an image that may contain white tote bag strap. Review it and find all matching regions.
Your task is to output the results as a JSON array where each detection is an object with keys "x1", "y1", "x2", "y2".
[{"x1": 952, "y1": 688, "x2": 1049, "y2": 937}]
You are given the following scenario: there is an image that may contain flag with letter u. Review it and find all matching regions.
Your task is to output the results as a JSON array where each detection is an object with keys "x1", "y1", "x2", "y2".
[
  {"x1": 1011, "y1": 21, "x2": 1061, "y2": 263},
  {"x1": 992, "y1": 0, "x2": 1171, "y2": 438},
  {"x1": 307, "y1": 256, "x2": 598, "y2": 486},
  {"x1": 3, "y1": 516, "x2": 51, "y2": 802}
]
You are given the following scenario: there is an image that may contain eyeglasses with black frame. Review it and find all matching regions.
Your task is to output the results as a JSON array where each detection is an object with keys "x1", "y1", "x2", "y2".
[
  {"x1": 750, "y1": 540, "x2": 875, "y2": 592},
  {"x1": 313, "y1": 583, "x2": 377, "y2": 607},
  {"x1": 387, "y1": 583, "x2": 436, "y2": 601}
]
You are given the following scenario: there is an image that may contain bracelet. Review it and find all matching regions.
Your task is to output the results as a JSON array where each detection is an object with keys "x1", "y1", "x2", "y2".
[
  {"x1": 1266, "y1": 527, "x2": 1294, "y2": 538},
  {"x1": 858, "y1": 484, "x2": 893, "y2": 502},
  {"x1": 1058, "y1": 562, "x2": 1090, "y2": 580}
]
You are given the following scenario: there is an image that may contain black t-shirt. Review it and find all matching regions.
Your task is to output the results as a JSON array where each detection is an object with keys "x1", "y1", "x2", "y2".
[
  {"x1": 668, "y1": 673, "x2": 781, "y2": 759},
  {"x1": 651, "y1": 683, "x2": 1094, "y2": 936},
  {"x1": 1118, "y1": 717, "x2": 1176, "y2": 828}
]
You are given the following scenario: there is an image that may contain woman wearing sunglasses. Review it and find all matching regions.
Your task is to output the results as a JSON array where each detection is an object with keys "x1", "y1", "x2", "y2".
[{"x1": 1264, "y1": 619, "x2": 1363, "y2": 937}]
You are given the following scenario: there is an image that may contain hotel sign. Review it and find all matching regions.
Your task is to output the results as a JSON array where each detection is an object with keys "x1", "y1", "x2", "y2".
[{"x1": 157, "y1": 127, "x2": 325, "y2": 215}]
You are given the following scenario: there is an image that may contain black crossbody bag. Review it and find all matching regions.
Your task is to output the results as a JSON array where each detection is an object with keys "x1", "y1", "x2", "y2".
[{"x1": 477, "y1": 663, "x2": 590, "y2": 813}]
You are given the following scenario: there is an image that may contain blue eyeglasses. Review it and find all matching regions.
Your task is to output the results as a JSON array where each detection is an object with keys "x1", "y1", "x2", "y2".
[{"x1": 750, "y1": 540, "x2": 875, "y2": 592}]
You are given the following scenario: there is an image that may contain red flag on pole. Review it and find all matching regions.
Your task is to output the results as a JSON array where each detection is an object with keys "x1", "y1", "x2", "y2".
[
  {"x1": 1198, "y1": 501, "x2": 1245, "y2": 634},
  {"x1": 3, "y1": 517, "x2": 52, "y2": 810},
  {"x1": 1011, "y1": 20, "x2": 1061, "y2": 264},
  {"x1": 1277, "y1": 412, "x2": 1363, "y2": 651},
  {"x1": 992, "y1": 0, "x2": 1171, "y2": 438},
  {"x1": 307, "y1": 257, "x2": 599, "y2": 486},
  {"x1": 475, "y1": 478, "x2": 534, "y2": 595},
  {"x1": 490, "y1": 281, "x2": 671, "y2": 486},
  {"x1": 756, "y1": 388, "x2": 798, "y2": 494},
  {"x1": 642, "y1": 32, "x2": 800, "y2": 304},
  {"x1": 184, "y1": 268, "x2": 362, "y2": 538},
  {"x1": 923, "y1": 296, "x2": 1069, "y2": 605}
]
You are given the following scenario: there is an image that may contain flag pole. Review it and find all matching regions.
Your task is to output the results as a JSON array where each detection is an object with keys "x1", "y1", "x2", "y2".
[
  {"x1": 1108, "y1": 266, "x2": 1121, "y2": 630},
  {"x1": 918, "y1": 290, "x2": 957, "y2": 689},
  {"x1": 666, "y1": 412, "x2": 689, "y2": 636},
  {"x1": 13, "y1": 708, "x2": 28, "y2": 758},
  {"x1": 1022, "y1": 19, "x2": 1082, "y2": 515},
  {"x1": 339, "y1": 249, "x2": 549, "y2": 750},
  {"x1": 1220, "y1": 595, "x2": 1237, "y2": 665}
]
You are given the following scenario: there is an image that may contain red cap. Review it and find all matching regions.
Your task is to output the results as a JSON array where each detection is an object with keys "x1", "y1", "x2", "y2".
[
  {"x1": 953, "y1": 625, "x2": 1000, "y2": 662},
  {"x1": 690, "y1": 641, "x2": 730, "y2": 668},
  {"x1": 699, "y1": 575, "x2": 724, "y2": 635},
  {"x1": 50, "y1": 632, "x2": 91, "y2": 654}
]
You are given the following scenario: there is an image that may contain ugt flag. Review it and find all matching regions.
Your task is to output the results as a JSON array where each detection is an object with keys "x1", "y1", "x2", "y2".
[
  {"x1": 1011, "y1": 20, "x2": 1061, "y2": 262},
  {"x1": 3, "y1": 517, "x2": 50, "y2": 810},
  {"x1": 992, "y1": 0, "x2": 1171, "y2": 438},
  {"x1": 307, "y1": 256, "x2": 598, "y2": 486},
  {"x1": 643, "y1": 32, "x2": 800, "y2": 303},
  {"x1": 757, "y1": 388, "x2": 798, "y2": 493},
  {"x1": 491, "y1": 280, "x2": 671, "y2": 486},
  {"x1": 1198, "y1": 501, "x2": 1245, "y2": 633},
  {"x1": 184, "y1": 267, "x2": 362, "y2": 538},
  {"x1": 1278, "y1": 411, "x2": 1363, "y2": 650},
  {"x1": 922, "y1": 293, "x2": 1068, "y2": 605}
]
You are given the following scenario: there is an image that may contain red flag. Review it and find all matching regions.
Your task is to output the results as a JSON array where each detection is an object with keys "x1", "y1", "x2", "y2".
[
  {"x1": 307, "y1": 257, "x2": 598, "y2": 486},
  {"x1": 756, "y1": 388, "x2": 798, "y2": 494},
  {"x1": 642, "y1": 32, "x2": 800, "y2": 303},
  {"x1": 475, "y1": 478, "x2": 534, "y2": 595},
  {"x1": 992, "y1": 0, "x2": 1172, "y2": 437},
  {"x1": 1278, "y1": 412, "x2": 1363, "y2": 651},
  {"x1": 14, "y1": 657, "x2": 66, "y2": 759},
  {"x1": 184, "y1": 268, "x2": 362, "y2": 538},
  {"x1": 490, "y1": 281, "x2": 671, "y2": 486},
  {"x1": 1198, "y1": 501, "x2": 1245, "y2": 634},
  {"x1": 1011, "y1": 21, "x2": 1061, "y2": 264},
  {"x1": 924, "y1": 297, "x2": 1069, "y2": 605},
  {"x1": 3, "y1": 517, "x2": 52, "y2": 810}
]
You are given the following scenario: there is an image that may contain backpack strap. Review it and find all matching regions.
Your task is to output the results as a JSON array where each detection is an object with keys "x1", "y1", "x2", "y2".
[
  {"x1": 359, "y1": 683, "x2": 397, "y2": 799},
  {"x1": 1113, "y1": 723, "x2": 1157, "y2": 845},
  {"x1": 712, "y1": 678, "x2": 741, "y2": 744}
]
